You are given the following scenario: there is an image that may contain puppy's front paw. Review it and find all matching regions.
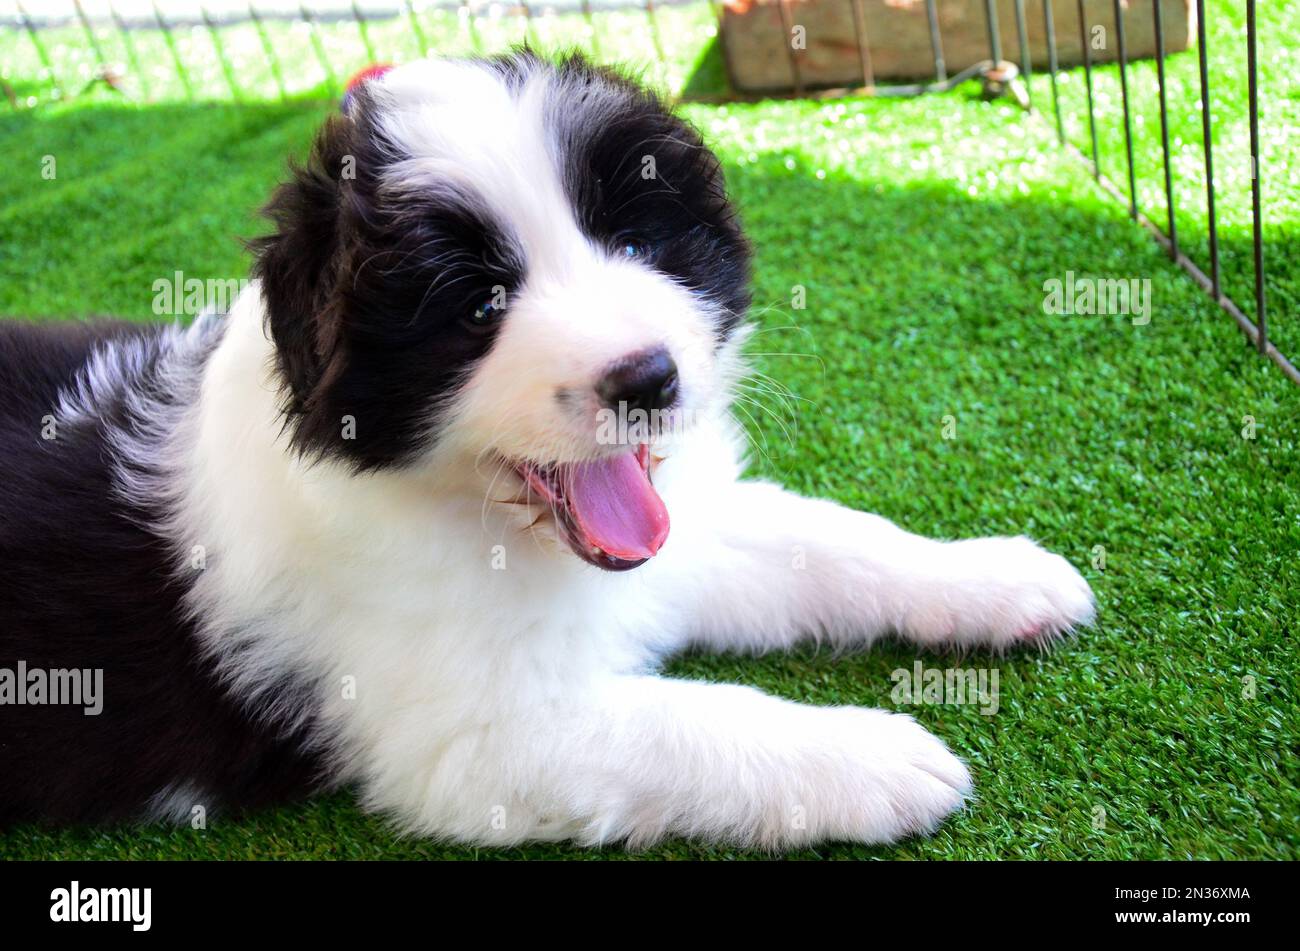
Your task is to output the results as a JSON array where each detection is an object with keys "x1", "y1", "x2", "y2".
[
  {"x1": 905, "y1": 536, "x2": 1096, "y2": 649},
  {"x1": 801, "y1": 708, "x2": 972, "y2": 845}
]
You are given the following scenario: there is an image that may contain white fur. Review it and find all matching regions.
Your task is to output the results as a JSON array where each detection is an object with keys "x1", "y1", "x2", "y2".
[{"x1": 86, "y1": 59, "x2": 1095, "y2": 848}]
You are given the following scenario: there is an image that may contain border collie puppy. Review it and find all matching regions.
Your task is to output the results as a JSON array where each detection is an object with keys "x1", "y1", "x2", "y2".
[{"x1": 0, "y1": 52, "x2": 1094, "y2": 848}]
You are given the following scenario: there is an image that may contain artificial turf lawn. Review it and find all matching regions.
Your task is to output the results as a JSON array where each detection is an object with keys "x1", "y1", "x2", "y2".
[{"x1": 0, "y1": 8, "x2": 1297, "y2": 861}]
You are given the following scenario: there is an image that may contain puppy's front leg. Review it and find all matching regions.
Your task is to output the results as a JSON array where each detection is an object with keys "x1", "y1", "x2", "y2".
[
  {"x1": 666, "y1": 482, "x2": 1095, "y2": 652},
  {"x1": 472, "y1": 676, "x2": 971, "y2": 848}
]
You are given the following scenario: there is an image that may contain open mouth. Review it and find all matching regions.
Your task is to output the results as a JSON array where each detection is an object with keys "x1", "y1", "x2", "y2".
[{"x1": 513, "y1": 444, "x2": 670, "y2": 571}]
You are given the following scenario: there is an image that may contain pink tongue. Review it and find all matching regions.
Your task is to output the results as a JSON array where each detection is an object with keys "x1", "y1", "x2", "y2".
[{"x1": 563, "y1": 452, "x2": 670, "y2": 561}]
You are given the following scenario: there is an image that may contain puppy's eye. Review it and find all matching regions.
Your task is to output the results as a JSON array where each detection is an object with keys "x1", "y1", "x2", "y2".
[
  {"x1": 620, "y1": 240, "x2": 647, "y2": 260},
  {"x1": 469, "y1": 297, "x2": 505, "y2": 327}
]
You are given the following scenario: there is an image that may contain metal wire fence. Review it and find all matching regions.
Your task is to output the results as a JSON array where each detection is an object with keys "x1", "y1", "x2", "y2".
[
  {"x1": 0, "y1": 0, "x2": 1293, "y2": 381},
  {"x1": 1, "y1": 2, "x2": 710, "y2": 103}
]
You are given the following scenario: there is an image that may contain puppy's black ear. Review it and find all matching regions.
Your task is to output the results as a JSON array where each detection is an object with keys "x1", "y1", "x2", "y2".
[{"x1": 249, "y1": 109, "x2": 359, "y2": 453}]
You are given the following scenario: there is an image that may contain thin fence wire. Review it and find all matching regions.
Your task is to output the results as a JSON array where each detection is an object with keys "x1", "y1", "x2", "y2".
[{"x1": 0, "y1": 0, "x2": 1292, "y2": 382}]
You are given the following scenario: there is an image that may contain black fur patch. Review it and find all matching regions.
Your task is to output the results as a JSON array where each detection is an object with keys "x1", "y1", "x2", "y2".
[
  {"x1": 0, "y1": 320, "x2": 327, "y2": 826},
  {"x1": 251, "y1": 85, "x2": 521, "y2": 471},
  {"x1": 545, "y1": 54, "x2": 752, "y2": 339}
]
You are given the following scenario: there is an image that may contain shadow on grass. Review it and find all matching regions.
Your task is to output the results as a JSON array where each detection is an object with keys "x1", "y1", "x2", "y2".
[
  {"x1": 1, "y1": 91, "x2": 1288, "y2": 351},
  {"x1": 679, "y1": 35, "x2": 732, "y2": 101}
]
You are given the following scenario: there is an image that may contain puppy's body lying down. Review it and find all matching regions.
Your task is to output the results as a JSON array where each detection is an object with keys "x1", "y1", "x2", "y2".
[{"x1": 0, "y1": 53, "x2": 1093, "y2": 847}]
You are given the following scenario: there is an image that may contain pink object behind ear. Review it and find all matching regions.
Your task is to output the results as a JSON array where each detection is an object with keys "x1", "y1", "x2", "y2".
[{"x1": 342, "y1": 63, "x2": 393, "y2": 112}]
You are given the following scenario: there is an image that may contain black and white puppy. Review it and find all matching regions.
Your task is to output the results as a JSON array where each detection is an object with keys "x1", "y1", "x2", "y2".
[{"x1": 0, "y1": 52, "x2": 1094, "y2": 847}]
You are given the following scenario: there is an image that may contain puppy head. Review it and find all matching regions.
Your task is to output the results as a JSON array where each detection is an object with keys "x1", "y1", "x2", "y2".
[{"x1": 252, "y1": 51, "x2": 751, "y2": 568}]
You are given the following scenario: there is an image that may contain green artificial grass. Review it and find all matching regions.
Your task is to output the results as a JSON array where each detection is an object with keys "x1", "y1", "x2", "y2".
[{"x1": 0, "y1": 2, "x2": 1296, "y2": 860}]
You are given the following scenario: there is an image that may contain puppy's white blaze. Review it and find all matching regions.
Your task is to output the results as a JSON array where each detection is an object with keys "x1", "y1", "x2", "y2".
[{"x1": 374, "y1": 59, "x2": 580, "y2": 278}]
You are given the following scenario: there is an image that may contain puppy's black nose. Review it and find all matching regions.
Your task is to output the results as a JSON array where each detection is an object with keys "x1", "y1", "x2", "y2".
[{"x1": 596, "y1": 347, "x2": 679, "y2": 414}]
